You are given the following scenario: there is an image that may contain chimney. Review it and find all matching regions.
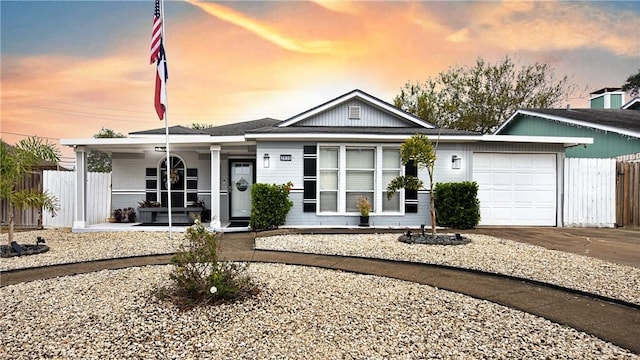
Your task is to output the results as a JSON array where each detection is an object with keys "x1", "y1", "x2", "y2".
[{"x1": 589, "y1": 87, "x2": 625, "y2": 109}]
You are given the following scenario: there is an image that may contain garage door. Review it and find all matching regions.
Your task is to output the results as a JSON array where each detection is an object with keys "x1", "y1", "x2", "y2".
[{"x1": 472, "y1": 153, "x2": 557, "y2": 226}]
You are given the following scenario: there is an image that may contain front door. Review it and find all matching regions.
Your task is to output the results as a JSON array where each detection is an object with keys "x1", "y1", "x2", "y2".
[{"x1": 230, "y1": 160, "x2": 254, "y2": 219}]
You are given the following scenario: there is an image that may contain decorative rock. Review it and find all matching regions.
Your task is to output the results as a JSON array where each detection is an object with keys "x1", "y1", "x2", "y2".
[{"x1": 0, "y1": 264, "x2": 636, "y2": 359}]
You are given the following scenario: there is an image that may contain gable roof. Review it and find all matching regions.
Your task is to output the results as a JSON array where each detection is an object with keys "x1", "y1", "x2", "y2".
[
  {"x1": 622, "y1": 97, "x2": 640, "y2": 110},
  {"x1": 495, "y1": 108, "x2": 640, "y2": 139},
  {"x1": 277, "y1": 89, "x2": 435, "y2": 129}
]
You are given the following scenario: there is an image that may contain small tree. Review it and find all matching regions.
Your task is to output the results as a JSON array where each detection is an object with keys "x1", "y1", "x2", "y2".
[
  {"x1": 0, "y1": 138, "x2": 60, "y2": 245},
  {"x1": 87, "y1": 128, "x2": 125, "y2": 172},
  {"x1": 386, "y1": 134, "x2": 437, "y2": 235}
]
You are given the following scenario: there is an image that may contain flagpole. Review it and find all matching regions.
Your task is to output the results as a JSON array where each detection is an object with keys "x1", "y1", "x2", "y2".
[{"x1": 160, "y1": 0, "x2": 173, "y2": 239}]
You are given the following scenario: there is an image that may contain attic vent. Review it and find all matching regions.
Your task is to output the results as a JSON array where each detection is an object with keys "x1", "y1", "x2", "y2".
[{"x1": 348, "y1": 106, "x2": 361, "y2": 119}]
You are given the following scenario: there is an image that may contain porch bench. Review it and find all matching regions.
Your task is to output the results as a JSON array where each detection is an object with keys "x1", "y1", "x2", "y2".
[{"x1": 138, "y1": 207, "x2": 203, "y2": 225}]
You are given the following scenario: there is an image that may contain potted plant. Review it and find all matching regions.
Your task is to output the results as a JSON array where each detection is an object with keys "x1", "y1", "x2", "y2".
[
  {"x1": 196, "y1": 199, "x2": 210, "y2": 221},
  {"x1": 356, "y1": 196, "x2": 371, "y2": 227},
  {"x1": 124, "y1": 207, "x2": 136, "y2": 223},
  {"x1": 112, "y1": 208, "x2": 123, "y2": 223}
]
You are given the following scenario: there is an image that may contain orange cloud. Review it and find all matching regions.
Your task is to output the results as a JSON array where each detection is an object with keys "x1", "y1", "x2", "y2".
[{"x1": 183, "y1": 0, "x2": 341, "y2": 54}]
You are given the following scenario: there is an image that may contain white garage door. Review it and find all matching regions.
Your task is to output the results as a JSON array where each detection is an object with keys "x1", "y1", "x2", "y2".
[{"x1": 472, "y1": 153, "x2": 557, "y2": 226}]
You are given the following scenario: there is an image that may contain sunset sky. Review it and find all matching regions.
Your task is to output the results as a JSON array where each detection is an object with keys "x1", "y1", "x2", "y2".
[{"x1": 1, "y1": 0, "x2": 639, "y2": 168}]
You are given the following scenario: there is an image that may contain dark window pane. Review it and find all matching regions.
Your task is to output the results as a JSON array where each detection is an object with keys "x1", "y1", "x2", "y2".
[
  {"x1": 146, "y1": 192, "x2": 157, "y2": 202},
  {"x1": 303, "y1": 158, "x2": 316, "y2": 177},
  {"x1": 303, "y1": 181, "x2": 316, "y2": 199}
]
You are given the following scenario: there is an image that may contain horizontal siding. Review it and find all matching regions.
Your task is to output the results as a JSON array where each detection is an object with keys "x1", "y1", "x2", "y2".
[
  {"x1": 256, "y1": 142, "x2": 306, "y2": 187},
  {"x1": 284, "y1": 192, "x2": 428, "y2": 227},
  {"x1": 297, "y1": 99, "x2": 412, "y2": 128},
  {"x1": 501, "y1": 115, "x2": 640, "y2": 158}
]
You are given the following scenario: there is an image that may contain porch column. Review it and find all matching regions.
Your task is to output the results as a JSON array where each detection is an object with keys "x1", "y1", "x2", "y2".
[
  {"x1": 73, "y1": 146, "x2": 88, "y2": 229},
  {"x1": 210, "y1": 145, "x2": 221, "y2": 229}
]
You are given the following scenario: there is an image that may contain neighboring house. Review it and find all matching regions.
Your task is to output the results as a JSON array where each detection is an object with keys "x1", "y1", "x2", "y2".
[
  {"x1": 495, "y1": 89, "x2": 640, "y2": 158},
  {"x1": 62, "y1": 89, "x2": 591, "y2": 230}
]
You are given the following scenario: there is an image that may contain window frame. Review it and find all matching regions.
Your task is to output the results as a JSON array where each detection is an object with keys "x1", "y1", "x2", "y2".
[{"x1": 316, "y1": 144, "x2": 405, "y2": 216}]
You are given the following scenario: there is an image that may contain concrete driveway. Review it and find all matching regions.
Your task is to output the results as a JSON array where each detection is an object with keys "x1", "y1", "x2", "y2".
[{"x1": 466, "y1": 227, "x2": 640, "y2": 268}]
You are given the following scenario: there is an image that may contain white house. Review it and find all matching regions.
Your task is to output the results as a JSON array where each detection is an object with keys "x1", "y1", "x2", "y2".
[{"x1": 62, "y1": 90, "x2": 592, "y2": 231}]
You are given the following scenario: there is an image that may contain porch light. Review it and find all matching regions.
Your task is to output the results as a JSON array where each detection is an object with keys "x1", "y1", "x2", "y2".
[
  {"x1": 452, "y1": 155, "x2": 461, "y2": 169},
  {"x1": 263, "y1": 153, "x2": 270, "y2": 168}
]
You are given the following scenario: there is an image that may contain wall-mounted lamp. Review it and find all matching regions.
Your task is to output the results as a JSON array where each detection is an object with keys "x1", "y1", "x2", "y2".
[
  {"x1": 452, "y1": 155, "x2": 462, "y2": 169},
  {"x1": 154, "y1": 146, "x2": 166, "y2": 152},
  {"x1": 263, "y1": 153, "x2": 270, "y2": 168}
]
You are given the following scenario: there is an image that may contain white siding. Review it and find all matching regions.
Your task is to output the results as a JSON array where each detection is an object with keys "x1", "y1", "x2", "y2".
[
  {"x1": 296, "y1": 99, "x2": 414, "y2": 128},
  {"x1": 563, "y1": 158, "x2": 616, "y2": 227},
  {"x1": 256, "y1": 142, "x2": 305, "y2": 187}
]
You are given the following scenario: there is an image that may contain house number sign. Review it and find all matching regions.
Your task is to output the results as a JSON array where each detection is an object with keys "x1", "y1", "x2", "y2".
[{"x1": 280, "y1": 154, "x2": 292, "y2": 161}]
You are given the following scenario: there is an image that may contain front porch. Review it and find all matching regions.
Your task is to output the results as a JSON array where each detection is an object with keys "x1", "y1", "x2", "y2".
[{"x1": 71, "y1": 221, "x2": 250, "y2": 233}]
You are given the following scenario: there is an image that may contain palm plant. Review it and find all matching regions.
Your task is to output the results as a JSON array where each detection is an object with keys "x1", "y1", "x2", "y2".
[{"x1": 0, "y1": 138, "x2": 60, "y2": 245}]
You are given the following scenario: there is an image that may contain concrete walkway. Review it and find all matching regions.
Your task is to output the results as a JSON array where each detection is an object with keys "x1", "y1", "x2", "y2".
[{"x1": 1, "y1": 229, "x2": 639, "y2": 354}]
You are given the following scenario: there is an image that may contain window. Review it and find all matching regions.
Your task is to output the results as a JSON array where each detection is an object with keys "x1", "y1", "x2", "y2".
[
  {"x1": 318, "y1": 147, "x2": 338, "y2": 212},
  {"x1": 382, "y1": 148, "x2": 401, "y2": 212},
  {"x1": 346, "y1": 147, "x2": 374, "y2": 212},
  {"x1": 317, "y1": 145, "x2": 403, "y2": 214}
]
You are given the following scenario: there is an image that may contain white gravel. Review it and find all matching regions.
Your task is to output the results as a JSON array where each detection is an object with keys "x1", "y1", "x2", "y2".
[
  {"x1": 1, "y1": 264, "x2": 637, "y2": 359},
  {"x1": 0, "y1": 228, "x2": 184, "y2": 271},
  {"x1": 1, "y1": 229, "x2": 638, "y2": 358},
  {"x1": 255, "y1": 233, "x2": 640, "y2": 305}
]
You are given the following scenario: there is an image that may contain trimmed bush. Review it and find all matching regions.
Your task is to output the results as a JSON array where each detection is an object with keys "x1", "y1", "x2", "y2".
[
  {"x1": 154, "y1": 220, "x2": 259, "y2": 309},
  {"x1": 250, "y1": 182, "x2": 293, "y2": 231},
  {"x1": 434, "y1": 181, "x2": 480, "y2": 229}
]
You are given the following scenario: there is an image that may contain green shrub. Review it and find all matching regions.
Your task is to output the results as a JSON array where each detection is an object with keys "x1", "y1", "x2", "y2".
[
  {"x1": 434, "y1": 181, "x2": 480, "y2": 229},
  {"x1": 250, "y1": 181, "x2": 293, "y2": 231},
  {"x1": 155, "y1": 220, "x2": 259, "y2": 309}
]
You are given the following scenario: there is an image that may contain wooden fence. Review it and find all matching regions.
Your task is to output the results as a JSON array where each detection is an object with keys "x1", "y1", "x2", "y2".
[
  {"x1": 563, "y1": 158, "x2": 616, "y2": 227},
  {"x1": 0, "y1": 172, "x2": 44, "y2": 229},
  {"x1": 616, "y1": 161, "x2": 640, "y2": 227},
  {"x1": 43, "y1": 170, "x2": 112, "y2": 227}
]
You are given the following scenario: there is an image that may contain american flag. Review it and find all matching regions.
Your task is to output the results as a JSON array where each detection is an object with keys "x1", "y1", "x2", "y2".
[
  {"x1": 151, "y1": 0, "x2": 167, "y2": 120},
  {"x1": 150, "y1": 0, "x2": 162, "y2": 64}
]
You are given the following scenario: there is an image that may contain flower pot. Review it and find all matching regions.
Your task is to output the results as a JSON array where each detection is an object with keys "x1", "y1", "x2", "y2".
[{"x1": 359, "y1": 216, "x2": 369, "y2": 227}]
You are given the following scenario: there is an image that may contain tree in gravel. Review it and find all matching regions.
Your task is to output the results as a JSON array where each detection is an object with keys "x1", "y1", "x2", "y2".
[
  {"x1": 87, "y1": 128, "x2": 125, "y2": 172},
  {"x1": 0, "y1": 138, "x2": 60, "y2": 245},
  {"x1": 386, "y1": 134, "x2": 437, "y2": 235},
  {"x1": 622, "y1": 69, "x2": 640, "y2": 97},
  {"x1": 394, "y1": 55, "x2": 575, "y2": 133}
]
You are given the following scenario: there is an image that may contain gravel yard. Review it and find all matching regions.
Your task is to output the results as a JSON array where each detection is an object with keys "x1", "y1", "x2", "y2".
[
  {"x1": 255, "y1": 233, "x2": 640, "y2": 305},
  {"x1": 1, "y1": 264, "x2": 637, "y2": 359},
  {"x1": 1, "y1": 229, "x2": 638, "y2": 359}
]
